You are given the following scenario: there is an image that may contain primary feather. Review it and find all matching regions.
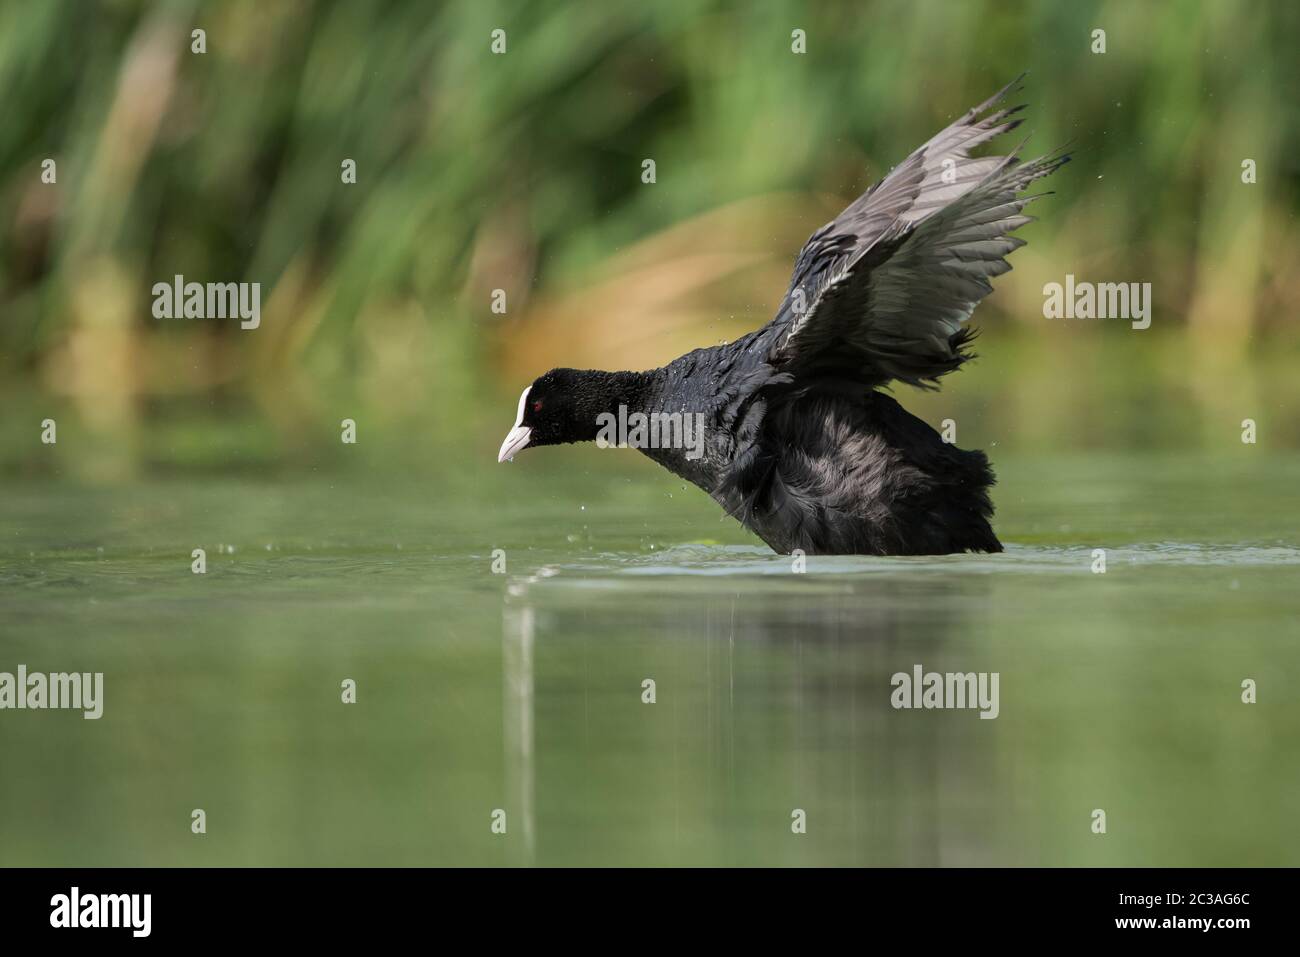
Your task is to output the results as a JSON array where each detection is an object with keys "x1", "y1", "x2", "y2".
[{"x1": 766, "y1": 73, "x2": 1068, "y2": 388}]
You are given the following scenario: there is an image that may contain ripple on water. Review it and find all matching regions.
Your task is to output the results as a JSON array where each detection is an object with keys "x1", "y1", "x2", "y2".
[{"x1": 531, "y1": 540, "x2": 1300, "y2": 581}]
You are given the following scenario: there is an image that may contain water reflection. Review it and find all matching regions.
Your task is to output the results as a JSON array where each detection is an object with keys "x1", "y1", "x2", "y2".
[
  {"x1": 503, "y1": 565, "x2": 1004, "y2": 866},
  {"x1": 502, "y1": 603, "x2": 536, "y2": 864}
]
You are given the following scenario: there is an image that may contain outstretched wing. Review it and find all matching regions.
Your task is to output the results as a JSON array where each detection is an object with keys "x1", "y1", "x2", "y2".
[{"x1": 766, "y1": 75, "x2": 1068, "y2": 388}]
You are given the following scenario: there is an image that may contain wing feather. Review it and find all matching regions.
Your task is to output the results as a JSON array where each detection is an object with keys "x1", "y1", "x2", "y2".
[{"x1": 765, "y1": 76, "x2": 1068, "y2": 388}]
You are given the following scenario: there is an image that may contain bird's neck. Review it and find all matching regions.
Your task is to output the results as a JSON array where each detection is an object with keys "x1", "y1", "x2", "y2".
[{"x1": 568, "y1": 369, "x2": 662, "y2": 442}]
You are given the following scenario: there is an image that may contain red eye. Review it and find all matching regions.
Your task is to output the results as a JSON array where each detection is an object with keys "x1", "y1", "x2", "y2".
[{"x1": 532, "y1": 401, "x2": 543, "y2": 413}]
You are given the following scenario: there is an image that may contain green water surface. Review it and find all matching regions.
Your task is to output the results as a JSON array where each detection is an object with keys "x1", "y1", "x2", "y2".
[{"x1": 1, "y1": 451, "x2": 1297, "y2": 866}]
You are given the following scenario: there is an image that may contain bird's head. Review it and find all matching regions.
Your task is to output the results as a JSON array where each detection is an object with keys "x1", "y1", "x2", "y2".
[{"x1": 497, "y1": 368, "x2": 604, "y2": 462}]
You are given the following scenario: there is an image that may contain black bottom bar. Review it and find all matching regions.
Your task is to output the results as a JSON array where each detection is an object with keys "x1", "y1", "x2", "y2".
[{"x1": 0, "y1": 867, "x2": 1274, "y2": 942}]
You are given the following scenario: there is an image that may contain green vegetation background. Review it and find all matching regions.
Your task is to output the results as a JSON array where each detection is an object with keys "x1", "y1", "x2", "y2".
[{"x1": 2, "y1": 0, "x2": 1297, "y2": 479}]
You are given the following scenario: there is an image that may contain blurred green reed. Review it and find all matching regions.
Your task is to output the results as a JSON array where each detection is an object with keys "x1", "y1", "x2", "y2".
[{"x1": 1, "y1": 0, "x2": 1298, "y2": 478}]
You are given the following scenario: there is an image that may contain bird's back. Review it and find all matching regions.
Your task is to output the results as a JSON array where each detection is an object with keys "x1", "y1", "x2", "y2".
[{"x1": 710, "y1": 387, "x2": 1001, "y2": 555}]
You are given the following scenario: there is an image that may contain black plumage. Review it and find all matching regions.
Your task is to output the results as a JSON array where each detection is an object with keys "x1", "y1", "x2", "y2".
[{"x1": 498, "y1": 77, "x2": 1068, "y2": 556}]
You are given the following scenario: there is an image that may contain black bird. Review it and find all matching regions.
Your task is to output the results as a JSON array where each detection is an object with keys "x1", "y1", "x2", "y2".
[{"x1": 498, "y1": 77, "x2": 1067, "y2": 556}]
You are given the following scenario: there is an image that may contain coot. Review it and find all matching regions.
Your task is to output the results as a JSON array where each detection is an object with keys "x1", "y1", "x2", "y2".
[{"x1": 498, "y1": 77, "x2": 1067, "y2": 556}]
